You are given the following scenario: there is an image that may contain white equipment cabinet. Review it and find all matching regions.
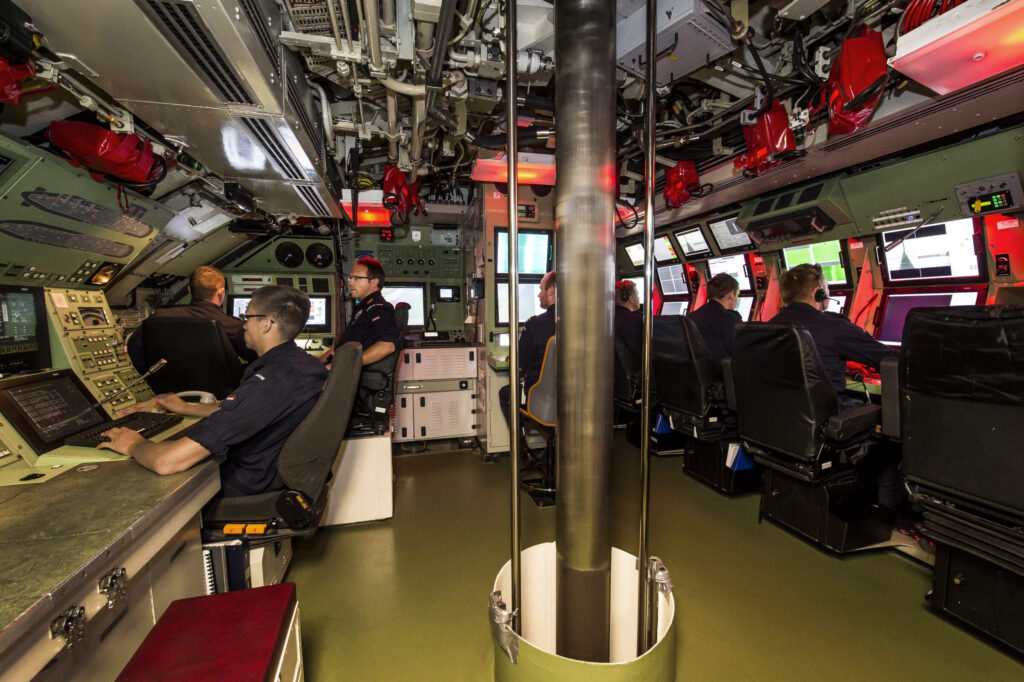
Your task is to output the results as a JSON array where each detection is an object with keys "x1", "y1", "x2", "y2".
[{"x1": 393, "y1": 346, "x2": 480, "y2": 442}]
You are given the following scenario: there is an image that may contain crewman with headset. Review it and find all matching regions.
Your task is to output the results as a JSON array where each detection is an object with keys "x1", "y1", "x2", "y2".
[{"x1": 614, "y1": 279, "x2": 642, "y2": 357}]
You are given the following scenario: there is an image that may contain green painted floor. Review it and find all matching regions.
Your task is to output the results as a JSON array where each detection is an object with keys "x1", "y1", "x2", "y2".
[{"x1": 289, "y1": 437, "x2": 1023, "y2": 680}]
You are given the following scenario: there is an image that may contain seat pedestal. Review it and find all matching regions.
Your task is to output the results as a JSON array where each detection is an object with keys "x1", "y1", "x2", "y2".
[
  {"x1": 759, "y1": 467, "x2": 891, "y2": 553},
  {"x1": 684, "y1": 436, "x2": 761, "y2": 496},
  {"x1": 321, "y1": 433, "x2": 394, "y2": 526},
  {"x1": 930, "y1": 542, "x2": 1024, "y2": 657}
]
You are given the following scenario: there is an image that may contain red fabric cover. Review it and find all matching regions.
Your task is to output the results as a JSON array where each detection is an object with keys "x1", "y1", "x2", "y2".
[
  {"x1": 733, "y1": 100, "x2": 796, "y2": 176},
  {"x1": 382, "y1": 164, "x2": 424, "y2": 225},
  {"x1": 0, "y1": 58, "x2": 42, "y2": 105},
  {"x1": 46, "y1": 120, "x2": 160, "y2": 183},
  {"x1": 117, "y1": 583, "x2": 297, "y2": 682},
  {"x1": 663, "y1": 160, "x2": 700, "y2": 208},
  {"x1": 822, "y1": 27, "x2": 889, "y2": 135}
]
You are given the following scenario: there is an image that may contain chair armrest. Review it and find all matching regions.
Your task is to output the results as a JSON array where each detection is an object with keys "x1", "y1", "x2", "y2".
[
  {"x1": 880, "y1": 355, "x2": 900, "y2": 439},
  {"x1": 721, "y1": 357, "x2": 737, "y2": 412},
  {"x1": 824, "y1": 404, "x2": 881, "y2": 441}
]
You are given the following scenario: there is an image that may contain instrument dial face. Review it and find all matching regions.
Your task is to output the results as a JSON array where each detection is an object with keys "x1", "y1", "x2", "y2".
[
  {"x1": 275, "y1": 242, "x2": 304, "y2": 268},
  {"x1": 306, "y1": 243, "x2": 334, "y2": 269}
]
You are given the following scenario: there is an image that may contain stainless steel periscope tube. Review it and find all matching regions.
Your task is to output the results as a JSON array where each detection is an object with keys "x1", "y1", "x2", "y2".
[
  {"x1": 554, "y1": 0, "x2": 615, "y2": 662},
  {"x1": 505, "y1": 0, "x2": 522, "y2": 636}
]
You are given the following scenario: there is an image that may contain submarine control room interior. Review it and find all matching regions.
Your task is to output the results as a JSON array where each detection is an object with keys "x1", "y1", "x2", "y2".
[{"x1": 0, "y1": 0, "x2": 1022, "y2": 678}]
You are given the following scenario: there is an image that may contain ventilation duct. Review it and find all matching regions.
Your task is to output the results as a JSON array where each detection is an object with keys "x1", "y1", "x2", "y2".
[{"x1": 736, "y1": 178, "x2": 852, "y2": 246}]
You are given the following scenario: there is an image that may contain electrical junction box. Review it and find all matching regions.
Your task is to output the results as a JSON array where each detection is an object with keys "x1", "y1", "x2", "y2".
[{"x1": 616, "y1": 0, "x2": 733, "y2": 85}]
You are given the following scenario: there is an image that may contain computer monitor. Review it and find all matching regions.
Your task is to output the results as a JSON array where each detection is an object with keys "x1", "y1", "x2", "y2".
[
  {"x1": 495, "y1": 332, "x2": 511, "y2": 347},
  {"x1": 706, "y1": 215, "x2": 753, "y2": 254},
  {"x1": 496, "y1": 229, "x2": 552, "y2": 275},
  {"x1": 657, "y1": 263, "x2": 688, "y2": 296},
  {"x1": 782, "y1": 239, "x2": 850, "y2": 287},
  {"x1": 624, "y1": 243, "x2": 645, "y2": 268},
  {"x1": 0, "y1": 370, "x2": 110, "y2": 454},
  {"x1": 879, "y1": 218, "x2": 984, "y2": 284},
  {"x1": 673, "y1": 225, "x2": 711, "y2": 258},
  {"x1": 304, "y1": 296, "x2": 332, "y2": 333},
  {"x1": 0, "y1": 284, "x2": 51, "y2": 375},
  {"x1": 496, "y1": 281, "x2": 543, "y2": 325},
  {"x1": 707, "y1": 254, "x2": 752, "y2": 291},
  {"x1": 653, "y1": 236, "x2": 678, "y2": 262},
  {"x1": 227, "y1": 295, "x2": 251, "y2": 319},
  {"x1": 825, "y1": 292, "x2": 848, "y2": 316},
  {"x1": 875, "y1": 288, "x2": 985, "y2": 346},
  {"x1": 736, "y1": 295, "x2": 755, "y2": 321},
  {"x1": 626, "y1": 276, "x2": 646, "y2": 305},
  {"x1": 381, "y1": 285, "x2": 426, "y2": 327},
  {"x1": 660, "y1": 300, "x2": 688, "y2": 316}
]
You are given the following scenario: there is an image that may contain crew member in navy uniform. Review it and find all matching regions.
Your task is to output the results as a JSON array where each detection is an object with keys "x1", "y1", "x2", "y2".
[
  {"x1": 499, "y1": 270, "x2": 556, "y2": 421},
  {"x1": 614, "y1": 279, "x2": 642, "y2": 357},
  {"x1": 770, "y1": 263, "x2": 895, "y2": 403},
  {"x1": 126, "y1": 265, "x2": 256, "y2": 372},
  {"x1": 322, "y1": 257, "x2": 400, "y2": 366},
  {"x1": 100, "y1": 285, "x2": 329, "y2": 498},
  {"x1": 688, "y1": 273, "x2": 743, "y2": 364}
]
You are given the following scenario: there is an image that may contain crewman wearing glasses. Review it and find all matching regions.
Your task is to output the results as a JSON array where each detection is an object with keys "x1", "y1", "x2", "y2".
[{"x1": 322, "y1": 256, "x2": 400, "y2": 366}]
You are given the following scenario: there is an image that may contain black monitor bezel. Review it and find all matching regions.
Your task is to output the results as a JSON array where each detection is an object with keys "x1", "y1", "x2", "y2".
[
  {"x1": 876, "y1": 218, "x2": 988, "y2": 287},
  {"x1": 652, "y1": 234, "x2": 680, "y2": 263},
  {"x1": 873, "y1": 284, "x2": 987, "y2": 346},
  {"x1": 824, "y1": 289, "x2": 851, "y2": 317},
  {"x1": 705, "y1": 213, "x2": 755, "y2": 255},
  {"x1": 304, "y1": 295, "x2": 333, "y2": 334},
  {"x1": 706, "y1": 253, "x2": 754, "y2": 294},
  {"x1": 494, "y1": 278, "x2": 545, "y2": 327},
  {"x1": 0, "y1": 284, "x2": 52, "y2": 375},
  {"x1": 658, "y1": 297, "x2": 691, "y2": 317},
  {"x1": 0, "y1": 369, "x2": 110, "y2": 454},
  {"x1": 225, "y1": 294, "x2": 252, "y2": 319},
  {"x1": 622, "y1": 239, "x2": 646, "y2": 268},
  {"x1": 736, "y1": 294, "x2": 757, "y2": 321},
  {"x1": 381, "y1": 282, "x2": 428, "y2": 330},
  {"x1": 672, "y1": 224, "x2": 712, "y2": 259},
  {"x1": 655, "y1": 262, "x2": 689, "y2": 297},
  {"x1": 494, "y1": 227, "x2": 553, "y2": 276},
  {"x1": 781, "y1": 238, "x2": 854, "y2": 289}
]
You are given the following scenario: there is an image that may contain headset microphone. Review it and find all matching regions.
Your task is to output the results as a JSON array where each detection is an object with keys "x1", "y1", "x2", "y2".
[{"x1": 814, "y1": 288, "x2": 829, "y2": 303}]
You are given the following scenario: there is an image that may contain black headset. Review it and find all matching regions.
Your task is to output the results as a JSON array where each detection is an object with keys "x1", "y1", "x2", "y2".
[
  {"x1": 814, "y1": 288, "x2": 829, "y2": 303},
  {"x1": 618, "y1": 281, "x2": 633, "y2": 302}
]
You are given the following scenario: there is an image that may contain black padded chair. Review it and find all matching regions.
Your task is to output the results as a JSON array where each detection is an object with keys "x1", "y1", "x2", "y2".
[
  {"x1": 613, "y1": 332, "x2": 642, "y2": 416},
  {"x1": 896, "y1": 305, "x2": 1024, "y2": 654},
  {"x1": 348, "y1": 303, "x2": 410, "y2": 436},
  {"x1": 519, "y1": 336, "x2": 556, "y2": 505},
  {"x1": 729, "y1": 323, "x2": 889, "y2": 552},
  {"x1": 202, "y1": 341, "x2": 362, "y2": 540},
  {"x1": 140, "y1": 317, "x2": 243, "y2": 399}
]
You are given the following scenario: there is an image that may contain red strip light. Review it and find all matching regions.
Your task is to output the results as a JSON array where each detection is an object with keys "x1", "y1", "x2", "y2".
[
  {"x1": 341, "y1": 203, "x2": 391, "y2": 226},
  {"x1": 471, "y1": 157, "x2": 556, "y2": 186}
]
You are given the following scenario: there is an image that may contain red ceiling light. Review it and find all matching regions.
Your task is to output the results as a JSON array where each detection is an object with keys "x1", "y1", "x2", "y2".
[
  {"x1": 890, "y1": 0, "x2": 1024, "y2": 95},
  {"x1": 471, "y1": 153, "x2": 556, "y2": 186},
  {"x1": 340, "y1": 189, "x2": 391, "y2": 226}
]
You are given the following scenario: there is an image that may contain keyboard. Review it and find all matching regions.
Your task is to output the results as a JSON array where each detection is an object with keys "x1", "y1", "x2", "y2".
[{"x1": 64, "y1": 412, "x2": 184, "y2": 448}]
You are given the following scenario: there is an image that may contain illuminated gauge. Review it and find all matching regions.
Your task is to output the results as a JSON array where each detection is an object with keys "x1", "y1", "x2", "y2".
[
  {"x1": 89, "y1": 263, "x2": 122, "y2": 285},
  {"x1": 275, "y1": 242, "x2": 304, "y2": 268},
  {"x1": 305, "y1": 243, "x2": 334, "y2": 269}
]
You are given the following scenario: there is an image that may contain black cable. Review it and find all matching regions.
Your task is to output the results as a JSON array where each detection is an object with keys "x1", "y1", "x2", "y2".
[{"x1": 743, "y1": 31, "x2": 775, "y2": 114}]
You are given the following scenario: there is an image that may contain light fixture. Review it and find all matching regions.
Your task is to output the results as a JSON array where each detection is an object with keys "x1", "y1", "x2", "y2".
[
  {"x1": 889, "y1": 0, "x2": 1024, "y2": 95},
  {"x1": 470, "y1": 153, "x2": 556, "y2": 186},
  {"x1": 340, "y1": 189, "x2": 391, "y2": 226}
]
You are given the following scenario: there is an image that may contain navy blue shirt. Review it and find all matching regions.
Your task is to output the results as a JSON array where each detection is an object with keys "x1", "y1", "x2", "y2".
[
  {"x1": 614, "y1": 305, "x2": 643, "y2": 357},
  {"x1": 688, "y1": 299, "x2": 743, "y2": 364},
  {"x1": 127, "y1": 299, "x2": 256, "y2": 372},
  {"x1": 336, "y1": 292, "x2": 401, "y2": 350},
  {"x1": 519, "y1": 305, "x2": 556, "y2": 390},
  {"x1": 770, "y1": 302, "x2": 896, "y2": 395},
  {"x1": 183, "y1": 341, "x2": 328, "y2": 497}
]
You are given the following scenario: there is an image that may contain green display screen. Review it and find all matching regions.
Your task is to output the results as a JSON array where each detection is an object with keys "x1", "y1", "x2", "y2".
[{"x1": 782, "y1": 240, "x2": 848, "y2": 286}]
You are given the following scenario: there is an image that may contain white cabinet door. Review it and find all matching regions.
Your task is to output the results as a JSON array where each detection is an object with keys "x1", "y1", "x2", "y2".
[
  {"x1": 415, "y1": 391, "x2": 477, "y2": 439},
  {"x1": 408, "y1": 347, "x2": 478, "y2": 380},
  {"x1": 392, "y1": 393, "x2": 417, "y2": 441}
]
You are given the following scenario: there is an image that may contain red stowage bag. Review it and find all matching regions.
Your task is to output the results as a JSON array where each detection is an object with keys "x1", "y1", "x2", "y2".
[
  {"x1": 734, "y1": 100, "x2": 797, "y2": 176},
  {"x1": 822, "y1": 27, "x2": 889, "y2": 135},
  {"x1": 382, "y1": 164, "x2": 425, "y2": 225},
  {"x1": 0, "y1": 58, "x2": 44, "y2": 105},
  {"x1": 46, "y1": 120, "x2": 161, "y2": 183},
  {"x1": 663, "y1": 160, "x2": 700, "y2": 208}
]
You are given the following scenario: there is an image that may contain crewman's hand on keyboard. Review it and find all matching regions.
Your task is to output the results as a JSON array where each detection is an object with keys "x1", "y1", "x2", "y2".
[
  {"x1": 96, "y1": 427, "x2": 146, "y2": 455},
  {"x1": 115, "y1": 399, "x2": 155, "y2": 418}
]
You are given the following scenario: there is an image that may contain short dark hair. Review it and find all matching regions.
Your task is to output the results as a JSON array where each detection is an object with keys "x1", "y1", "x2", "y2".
[
  {"x1": 779, "y1": 264, "x2": 824, "y2": 305},
  {"x1": 250, "y1": 285, "x2": 310, "y2": 340},
  {"x1": 706, "y1": 273, "x2": 739, "y2": 301},
  {"x1": 357, "y1": 257, "x2": 385, "y2": 288},
  {"x1": 190, "y1": 266, "x2": 225, "y2": 301}
]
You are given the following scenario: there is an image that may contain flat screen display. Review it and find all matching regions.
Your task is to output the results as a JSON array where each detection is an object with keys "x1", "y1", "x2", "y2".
[
  {"x1": 783, "y1": 240, "x2": 849, "y2": 287},
  {"x1": 496, "y1": 281, "x2": 543, "y2": 325},
  {"x1": 707, "y1": 215, "x2": 752, "y2": 253},
  {"x1": 737, "y1": 295, "x2": 755, "y2": 321},
  {"x1": 304, "y1": 296, "x2": 332, "y2": 333},
  {"x1": 0, "y1": 370, "x2": 110, "y2": 454},
  {"x1": 880, "y1": 218, "x2": 982, "y2": 283},
  {"x1": 495, "y1": 332, "x2": 510, "y2": 347},
  {"x1": 826, "y1": 292, "x2": 848, "y2": 316},
  {"x1": 496, "y1": 229, "x2": 552, "y2": 275},
  {"x1": 657, "y1": 264, "x2": 688, "y2": 296},
  {"x1": 653, "y1": 236, "x2": 678, "y2": 262},
  {"x1": 0, "y1": 285, "x2": 50, "y2": 375},
  {"x1": 228, "y1": 295, "x2": 251, "y2": 318},
  {"x1": 673, "y1": 226, "x2": 711, "y2": 257},
  {"x1": 626, "y1": 276, "x2": 645, "y2": 305},
  {"x1": 381, "y1": 285, "x2": 426, "y2": 327},
  {"x1": 707, "y1": 254, "x2": 752, "y2": 291},
  {"x1": 877, "y1": 290, "x2": 983, "y2": 346},
  {"x1": 624, "y1": 243, "x2": 645, "y2": 267},
  {"x1": 661, "y1": 300, "x2": 687, "y2": 316}
]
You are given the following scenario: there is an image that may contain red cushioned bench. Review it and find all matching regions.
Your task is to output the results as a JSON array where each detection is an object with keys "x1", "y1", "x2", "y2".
[{"x1": 117, "y1": 583, "x2": 303, "y2": 682}]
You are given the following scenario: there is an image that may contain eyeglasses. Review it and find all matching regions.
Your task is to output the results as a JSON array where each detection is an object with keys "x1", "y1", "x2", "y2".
[
  {"x1": 347, "y1": 275, "x2": 372, "y2": 281},
  {"x1": 239, "y1": 313, "x2": 268, "y2": 323}
]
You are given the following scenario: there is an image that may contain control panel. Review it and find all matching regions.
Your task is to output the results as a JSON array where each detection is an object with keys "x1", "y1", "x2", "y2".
[
  {"x1": 45, "y1": 288, "x2": 154, "y2": 412},
  {"x1": 955, "y1": 172, "x2": 1024, "y2": 217},
  {"x1": 375, "y1": 244, "x2": 462, "y2": 279}
]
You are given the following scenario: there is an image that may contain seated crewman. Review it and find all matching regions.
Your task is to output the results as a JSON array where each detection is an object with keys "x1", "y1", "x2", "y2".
[
  {"x1": 614, "y1": 280, "x2": 642, "y2": 357},
  {"x1": 321, "y1": 257, "x2": 400, "y2": 367},
  {"x1": 100, "y1": 285, "x2": 329, "y2": 498},
  {"x1": 499, "y1": 270, "x2": 556, "y2": 422},
  {"x1": 688, "y1": 273, "x2": 742, "y2": 364},
  {"x1": 127, "y1": 265, "x2": 256, "y2": 372}
]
